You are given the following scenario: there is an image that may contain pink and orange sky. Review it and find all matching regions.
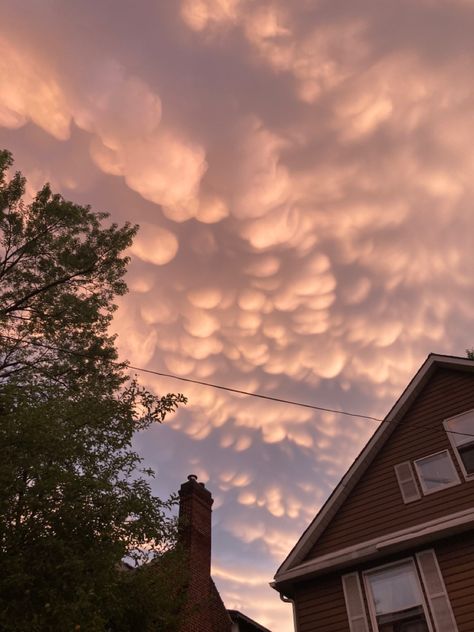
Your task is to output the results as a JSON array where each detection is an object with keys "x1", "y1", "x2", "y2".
[{"x1": 2, "y1": 1, "x2": 474, "y2": 629}]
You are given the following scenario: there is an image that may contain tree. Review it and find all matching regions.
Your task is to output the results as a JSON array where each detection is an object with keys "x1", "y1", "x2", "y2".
[
  {"x1": 0, "y1": 150, "x2": 186, "y2": 631},
  {"x1": 109, "y1": 548, "x2": 189, "y2": 632},
  {"x1": 0, "y1": 147, "x2": 132, "y2": 386},
  {"x1": 467, "y1": 349, "x2": 474, "y2": 360}
]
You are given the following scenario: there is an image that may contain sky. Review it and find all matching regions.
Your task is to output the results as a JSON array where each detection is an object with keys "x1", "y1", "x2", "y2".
[{"x1": 1, "y1": 1, "x2": 474, "y2": 629}]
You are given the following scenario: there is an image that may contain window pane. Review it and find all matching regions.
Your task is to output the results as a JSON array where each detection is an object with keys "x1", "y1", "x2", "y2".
[
  {"x1": 367, "y1": 562, "x2": 423, "y2": 616},
  {"x1": 458, "y1": 443, "x2": 474, "y2": 474},
  {"x1": 415, "y1": 451, "x2": 458, "y2": 491},
  {"x1": 377, "y1": 606, "x2": 428, "y2": 632},
  {"x1": 446, "y1": 411, "x2": 474, "y2": 447},
  {"x1": 446, "y1": 410, "x2": 474, "y2": 474}
]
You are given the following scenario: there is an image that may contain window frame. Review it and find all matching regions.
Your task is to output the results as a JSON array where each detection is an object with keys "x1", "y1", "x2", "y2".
[
  {"x1": 413, "y1": 449, "x2": 461, "y2": 495},
  {"x1": 362, "y1": 557, "x2": 434, "y2": 632},
  {"x1": 444, "y1": 408, "x2": 474, "y2": 481}
]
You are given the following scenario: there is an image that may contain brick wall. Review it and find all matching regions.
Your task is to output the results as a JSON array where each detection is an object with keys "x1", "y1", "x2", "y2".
[{"x1": 177, "y1": 475, "x2": 231, "y2": 632}]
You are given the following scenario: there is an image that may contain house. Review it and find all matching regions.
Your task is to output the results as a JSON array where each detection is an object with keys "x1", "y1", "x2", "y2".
[
  {"x1": 177, "y1": 474, "x2": 271, "y2": 632},
  {"x1": 228, "y1": 609, "x2": 272, "y2": 632},
  {"x1": 272, "y1": 353, "x2": 474, "y2": 632}
]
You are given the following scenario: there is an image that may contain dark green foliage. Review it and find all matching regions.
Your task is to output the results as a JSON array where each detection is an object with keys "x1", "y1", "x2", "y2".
[
  {"x1": 110, "y1": 548, "x2": 189, "y2": 632},
  {"x1": 467, "y1": 349, "x2": 474, "y2": 360},
  {"x1": 0, "y1": 150, "x2": 186, "y2": 631},
  {"x1": 0, "y1": 147, "x2": 133, "y2": 388}
]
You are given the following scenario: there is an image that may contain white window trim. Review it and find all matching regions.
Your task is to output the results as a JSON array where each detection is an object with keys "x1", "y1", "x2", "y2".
[
  {"x1": 362, "y1": 557, "x2": 434, "y2": 632},
  {"x1": 413, "y1": 450, "x2": 461, "y2": 495},
  {"x1": 444, "y1": 408, "x2": 474, "y2": 481}
]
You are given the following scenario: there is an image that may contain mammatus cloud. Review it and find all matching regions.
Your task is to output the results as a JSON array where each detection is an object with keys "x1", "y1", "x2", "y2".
[
  {"x1": 0, "y1": 36, "x2": 71, "y2": 138},
  {"x1": 181, "y1": 0, "x2": 370, "y2": 103},
  {"x1": 129, "y1": 222, "x2": 179, "y2": 266},
  {"x1": 2, "y1": 1, "x2": 474, "y2": 630},
  {"x1": 181, "y1": 0, "x2": 242, "y2": 32},
  {"x1": 0, "y1": 35, "x2": 207, "y2": 235}
]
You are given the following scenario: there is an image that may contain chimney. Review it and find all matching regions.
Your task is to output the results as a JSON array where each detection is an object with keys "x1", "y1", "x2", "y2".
[{"x1": 178, "y1": 474, "x2": 214, "y2": 631}]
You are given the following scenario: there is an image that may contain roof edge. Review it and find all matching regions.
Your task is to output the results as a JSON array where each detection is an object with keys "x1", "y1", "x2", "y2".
[
  {"x1": 273, "y1": 507, "x2": 474, "y2": 590},
  {"x1": 227, "y1": 609, "x2": 272, "y2": 632},
  {"x1": 274, "y1": 353, "x2": 474, "y2": 578}
]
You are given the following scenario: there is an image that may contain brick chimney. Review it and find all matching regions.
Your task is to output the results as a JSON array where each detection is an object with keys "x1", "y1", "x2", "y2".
[
  {"x1": 179, "y1": 474, "x2": 213, "y2": 573},
  {"x1": 175, "y1": 476, "x2": 262, "y2": 632},
  {"x1": 178, "y1": 474, "x2": 216, "y2": 631}
]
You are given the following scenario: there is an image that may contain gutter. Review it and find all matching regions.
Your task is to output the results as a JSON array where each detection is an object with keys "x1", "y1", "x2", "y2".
[
  {"x1": 279, "y1": 592, "x2": 299, "y2": 632},
  {"x1": 273, "y1": 507, "x2": 474, "y2": 590}
]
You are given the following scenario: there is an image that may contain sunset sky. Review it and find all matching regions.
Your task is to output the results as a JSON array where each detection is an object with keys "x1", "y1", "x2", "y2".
[{"x1": 1, "y1": 1, "x2": 474, "y2": 629}]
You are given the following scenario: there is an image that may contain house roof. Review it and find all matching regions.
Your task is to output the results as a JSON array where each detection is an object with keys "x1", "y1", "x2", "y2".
[
  {"x1": 273, "y1": 353, "x2": 474, "y2": 589},
  {"x1": 228, "y1": 609, "x2": 272, "y2": 632}
]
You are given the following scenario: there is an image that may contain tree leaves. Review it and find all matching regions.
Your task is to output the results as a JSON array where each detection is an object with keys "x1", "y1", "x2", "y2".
[{"x1": 0, "y1": 150, "x2": 186, "y2": 631}]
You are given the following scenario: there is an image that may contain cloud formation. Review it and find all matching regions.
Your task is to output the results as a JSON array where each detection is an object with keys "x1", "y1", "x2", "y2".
[{"x1": 2, "y1": 1, "x2": 474, "y2": 629}]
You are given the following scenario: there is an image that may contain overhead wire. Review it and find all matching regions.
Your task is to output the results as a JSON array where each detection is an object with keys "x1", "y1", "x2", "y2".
[
  {"x1": 2, "y1": 333, "x2": 474, "y2": 439},
  {"x1": 0, "y1": 333, "x2": 381, "y2": 421}
]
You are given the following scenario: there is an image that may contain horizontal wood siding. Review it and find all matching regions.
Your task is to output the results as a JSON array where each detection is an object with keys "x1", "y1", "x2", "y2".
[
  {"x1": 294, "y1": 534, "x2": 474, "y2": 631},
  {"x1": 435, "y1": 533, "x2": 474, "y2": 631},
  {"x1": 294, "y1": 572, "x2": 352, "y2": 632},
  {"x1": 306, "y1": 368, "x2": 474, "y2": 560}
]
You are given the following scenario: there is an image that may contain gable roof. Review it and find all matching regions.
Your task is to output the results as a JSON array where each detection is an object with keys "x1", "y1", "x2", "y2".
[
  {"x1": 274, "y1": 353, "x2": 474, "y2": 586},
  {"x1": 228, "y1": 609, "x2": 272, "y2": 632}
]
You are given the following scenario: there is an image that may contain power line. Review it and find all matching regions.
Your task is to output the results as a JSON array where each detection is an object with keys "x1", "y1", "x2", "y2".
[
  {"x1": 2, "y1": 334, "x2": 474, "y2": 440},
  {"x1": 128, "y1": 366, "x2": 384, "y2": 421},
  {"x1": 0, "y1": 334, "x2": 382, "y2": 421}
]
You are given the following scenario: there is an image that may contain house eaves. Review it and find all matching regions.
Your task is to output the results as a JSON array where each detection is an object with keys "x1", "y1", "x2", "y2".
[
  {"x1": 273, "y1": 353, "x2": 474, "y2": 585},
  {"x1": 272, "y1": 507, "x2": 474, "y2": 593}
]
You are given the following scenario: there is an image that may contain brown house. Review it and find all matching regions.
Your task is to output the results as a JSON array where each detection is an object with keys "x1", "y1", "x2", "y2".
[{"x1": 272, "y1": 354, "x2": 474, "y2": 632}]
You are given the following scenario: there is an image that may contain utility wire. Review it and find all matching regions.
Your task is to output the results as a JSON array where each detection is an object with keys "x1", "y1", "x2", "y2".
[
  {"x1": 0, "y1": 334, "x2": 381, "y2": 421},
  {"x1": 128, "y1": 366, "x2": 384, "y2": 421},
  {"x1": 2, "y1": 334, "x2": 474, "y2": 440}
]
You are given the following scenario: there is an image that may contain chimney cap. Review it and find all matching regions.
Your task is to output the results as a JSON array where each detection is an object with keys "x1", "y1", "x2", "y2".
[{"x1": 179, "y1": 474, "x2": 213, "y2": 504}]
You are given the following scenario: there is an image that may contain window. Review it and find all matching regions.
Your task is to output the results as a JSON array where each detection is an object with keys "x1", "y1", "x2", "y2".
[
  {"x1": 342, "y1": 551, "x2": 458, "y2": 632},
  {"x1": 444, "y1": 409, "x2": 474, "y2": 479},
  {"x1": 364, "y1": 560, "x2": 430, "y2": 632},
  {"x1": 414, "y1": 451, "x2": 460, "y2": 494}
]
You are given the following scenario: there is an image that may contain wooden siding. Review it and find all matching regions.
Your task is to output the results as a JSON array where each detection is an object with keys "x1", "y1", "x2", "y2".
[
  {"x1": 294, "y1": 571, "x2": 352, "y2": 632},
  {"x1": 293, "y1": 533, "x2": 474, "y2": 632},
  {"x1": 436, "y1": 533, "x2": 474, "y2": 632},
  {"x1": 305, "y1": 368, "x2": 474, "y2": 560}
]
